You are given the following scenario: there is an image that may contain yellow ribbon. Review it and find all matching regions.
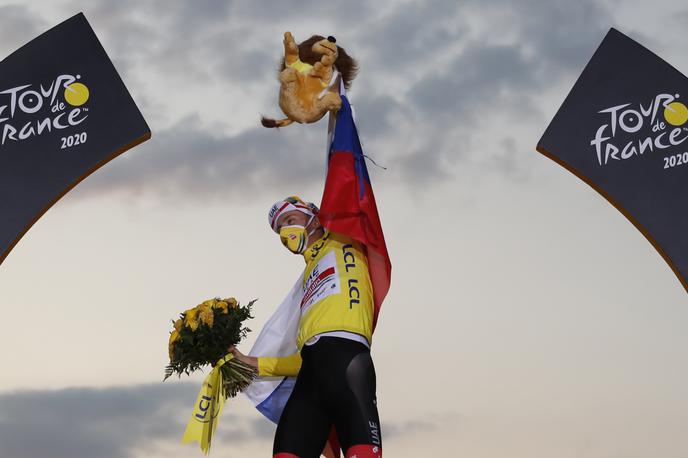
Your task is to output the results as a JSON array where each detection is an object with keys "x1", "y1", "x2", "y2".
[{"x1": 181, "y1": 353, "x2": 233, "y2": 454}]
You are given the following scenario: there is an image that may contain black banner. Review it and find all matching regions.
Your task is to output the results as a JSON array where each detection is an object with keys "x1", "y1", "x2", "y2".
[
  {"x1": 537, "y1": 28, "x2": 688, "y2": 292},
  {"x1": 0, "y1": 12, "x2": 150, "y2": 265}
]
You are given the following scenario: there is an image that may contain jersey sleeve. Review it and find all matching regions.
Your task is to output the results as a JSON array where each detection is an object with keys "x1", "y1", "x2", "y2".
[{"x1": 257, "y1": 352, "x2": 303, "y2": 377}]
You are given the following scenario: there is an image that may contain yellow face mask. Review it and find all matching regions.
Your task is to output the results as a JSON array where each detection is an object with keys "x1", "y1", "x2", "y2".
[
  {"x1": 279, "y1": 214, "x2": 316, "y2": 254},
  {"x1": 279, "y1": 225, "x2": 308, "y2": 254}
]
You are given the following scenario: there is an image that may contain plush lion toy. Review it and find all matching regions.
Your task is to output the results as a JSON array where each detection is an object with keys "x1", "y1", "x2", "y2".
[{"x1": 261, "y1": 32, "x2": 358, "y2": 128}]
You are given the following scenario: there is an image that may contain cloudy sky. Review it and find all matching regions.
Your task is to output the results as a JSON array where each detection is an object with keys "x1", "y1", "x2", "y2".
[{"x1": 1, "y1": 0, "x2": 688, "y2": 457}]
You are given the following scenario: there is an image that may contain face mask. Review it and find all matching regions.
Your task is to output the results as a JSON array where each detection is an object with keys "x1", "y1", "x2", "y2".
[
  {"x1": 279, "y1": 225, "x2": 308, "y2": 254},
  {"x1": 279, "y1": 215, "x2": 316, "y2": 254}
]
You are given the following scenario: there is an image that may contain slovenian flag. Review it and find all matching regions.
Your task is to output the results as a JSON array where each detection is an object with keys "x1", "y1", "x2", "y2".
[
  {"x1": 319, "y1": 93, "x2": 391, "y2": 330},
  {"x1": 243, "y1": 84, "x2": 391, "y2": 458}
]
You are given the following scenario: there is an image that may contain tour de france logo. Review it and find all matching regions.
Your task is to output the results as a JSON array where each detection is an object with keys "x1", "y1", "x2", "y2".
[
  {"x1": 590, "y1": 92, "x2": 688, "y2": 170},
  {"x1": 0, "y1": 73, "x2": 91, "y2": 149}
]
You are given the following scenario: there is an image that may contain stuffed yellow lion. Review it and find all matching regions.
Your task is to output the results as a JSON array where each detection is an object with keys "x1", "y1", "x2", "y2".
[{"x1": 261, "y1": 32, "x2": 358, "y2": 128}]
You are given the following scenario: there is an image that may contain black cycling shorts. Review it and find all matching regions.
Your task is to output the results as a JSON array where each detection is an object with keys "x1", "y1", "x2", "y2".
[{"x1": 273, "y1": 336, "x2": 382, "y2": 458}]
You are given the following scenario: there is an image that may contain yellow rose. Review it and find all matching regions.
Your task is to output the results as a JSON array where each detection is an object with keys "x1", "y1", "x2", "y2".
[
  {"x1": 214, "y1": 301, "x2": 229, "y2": 313},
  {"x1": 184, "y1": 309, "x2": 199, "y2": 331},
  {"x1": 168, "y1": 330, "x2": 179, "y2": 359},
  {"x1": 200, "y1": 308, "x2": 214, "y2": 327},
  {"x1": 226, "y1": 297, "x2": 238, "y2": 309},
  {"x1": 185, "y1": 308, "x2": 199, "y2": 324},
  {"x1": 203, "y1": 299, "x2": 217, "y2": 307}
]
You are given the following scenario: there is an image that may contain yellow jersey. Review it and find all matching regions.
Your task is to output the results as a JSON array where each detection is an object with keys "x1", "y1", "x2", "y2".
[{"x1": 257, "y1": 230, "x2": 374, "y2": 377}]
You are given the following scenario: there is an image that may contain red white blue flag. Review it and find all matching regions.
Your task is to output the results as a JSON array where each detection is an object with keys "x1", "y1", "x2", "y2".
[{"x1": 319, "y1": 94, "x2": 392, "y2": 330}]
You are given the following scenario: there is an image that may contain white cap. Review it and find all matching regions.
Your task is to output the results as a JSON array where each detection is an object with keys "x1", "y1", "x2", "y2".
[{"x1": 268, "y1": 196, "x2": 318, "y2": 233}]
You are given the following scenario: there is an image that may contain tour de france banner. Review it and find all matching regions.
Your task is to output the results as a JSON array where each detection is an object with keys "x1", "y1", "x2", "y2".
[
  {"x1": 0, "y1": 12, "x2": 150, "y2": 265},
  {"x1": 537, "y1": 28, "x2": 688, "y2": 293}
]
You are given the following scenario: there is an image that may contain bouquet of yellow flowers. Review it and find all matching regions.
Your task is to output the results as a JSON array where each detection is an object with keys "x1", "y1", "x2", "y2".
[
  {"x1": 165, "y1": 297, "x2": 257, "y2": 454},
  {"x1": 164, "y1": 297, "x2": 257, "y2": 397}
]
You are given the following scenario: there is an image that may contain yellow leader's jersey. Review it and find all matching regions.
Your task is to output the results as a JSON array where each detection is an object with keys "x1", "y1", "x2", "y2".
[{"x1": 258, "y1": 230, "x2": 374, "y2": 377}]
